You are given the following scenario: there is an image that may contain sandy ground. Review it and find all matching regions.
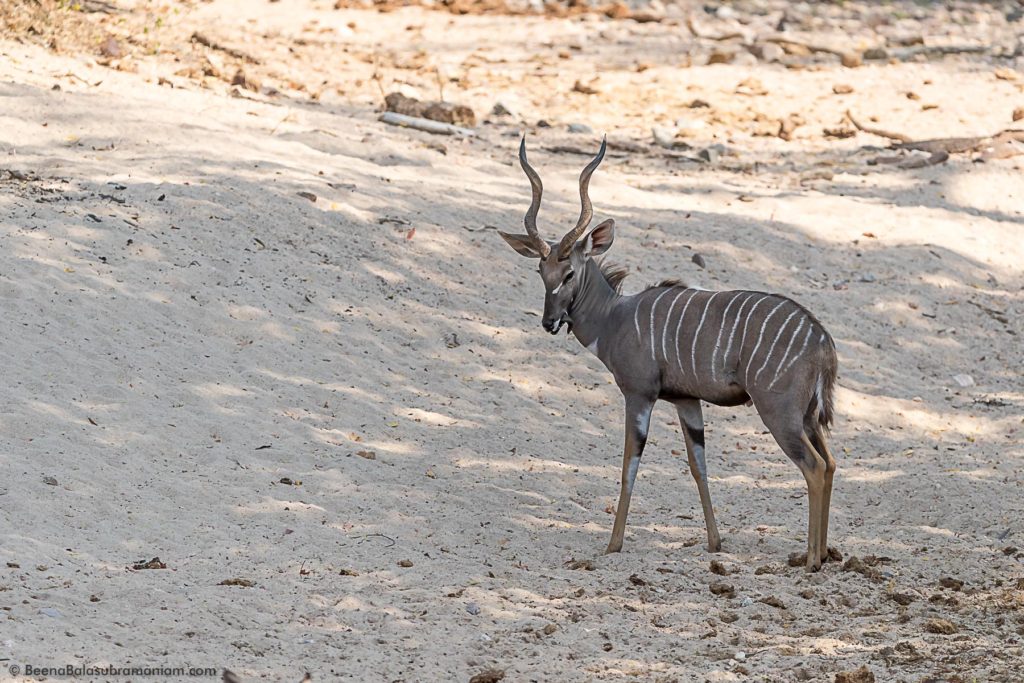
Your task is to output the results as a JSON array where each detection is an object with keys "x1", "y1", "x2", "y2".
[{"x1": 1, "y1": 1, "x2": 1023, "y2": 681}]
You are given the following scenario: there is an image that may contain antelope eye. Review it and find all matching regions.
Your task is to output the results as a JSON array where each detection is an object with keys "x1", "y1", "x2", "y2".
[{"x1": 563, "y1": 271, "x2": 574, "y2": 283}]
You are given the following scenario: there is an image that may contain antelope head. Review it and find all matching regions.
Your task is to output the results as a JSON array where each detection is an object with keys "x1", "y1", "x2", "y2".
[{"x1": 499, "y1": 137, "x2": 616, "y2": 335}]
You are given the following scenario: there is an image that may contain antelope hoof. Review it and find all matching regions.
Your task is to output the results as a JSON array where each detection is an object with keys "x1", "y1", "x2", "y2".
[
  {"x1": 804, "y1": 557, "x2": 823, "y2": 573},
  {"x1": 605, "y1": 541, "x2": 623, "y2": 554}
]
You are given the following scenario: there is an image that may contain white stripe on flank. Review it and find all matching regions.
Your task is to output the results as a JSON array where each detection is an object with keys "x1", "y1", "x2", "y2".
[
  {"x1": 722, "y1": 293, "x2": 759, "y2": 376},
  {"x1": 661, "y1": 289, "x2": 689, "y2": 362},
  {"x1": 649, "y1": 289, "x2": 673, "y2": 361},
  {"x1": 771, "y1": 325, "x2": 815, "y2": 389},
  {"x1": 633, "y1": 298, "x2": 643, "y2": 341},
  {"x1": 710, "y1": 292, "x2": 745, "y2": 382},
  {"x1": 736, "y1": 295, "x2": 772, "y2": 372},
  {"x1": 767, "y1": 318, "x2": 805, "y2": 389},
  {"x1": 754, "y1": 309, "x2": 801, "y2": 383},
  {"x1": 673, "y1": 290, "x2": 701, "y2": 376},
  {"x1": 745, "y1": 300, "x2": 789, "y2": 382},
  {"x1": 691, "y1": 292, "x2": 723, "y2": 379}
]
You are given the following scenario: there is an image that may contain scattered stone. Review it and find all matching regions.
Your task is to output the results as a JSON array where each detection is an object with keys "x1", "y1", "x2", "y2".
[
  {"x1": 842, "y1": 556, "x2": 882, "y2": 581},
  {"x1": 994, "y1": 68, "x2": 1019, "y2": 81},
  {"x1": 707, "y1": 50, "x2": 735, "y2": 65},
  {"x1": 231, "y1": 69, "x2": 260, "y2": 92},
  {"x1": 567, "y1": 123, "x2": 593, "y2": 134},
  {"x1": 825, "y1": 127, "x2": 856, "y2": 139},
  {"x1": 356, "y1": 450, "x2": 376, "y2": 460},
  {"x1": 628, "y1": 573, "x2": 648, "y2": 586},
  {"x1": 710, "y1": 560, "x2": 735, "y2": 576},
  {"x1": 863, "y1": 47, "x2": 888, "y2": 60},
  {"x1": 469, "y1": 669, "x2": 505, "y2": 683},
  {"x1": 43, "y1": 476, "x2": 58, "y2": 486},
  {"x1": 720, "y1": 611, "x2": 739, "y2": 623},
  {"x1": 491, "y1": 101, "x2": 517, "y2": 118},
  {"x1": 397, "y1": 559, "x2": 414, "y2": 567},
  {"x1": 40, "y1": 607, "x2": 63, "y2": 619},
  {"x1": 709, "y1": 582, "x2": 735, "y2": 598},
  {"x1": 697, "y1": 146, "x2": 721, "y2": 164},
  {"x1": 219, "y1": 578, "x2": 256, "y2": 587},
  {"x1": 385, "y1": 92, "x2": 475, "y2": 127},
  {"x1": 890, "y1": 592, "x2": 915, "y2": 606},
  {"x1": 833, "y1": 84, "x2": 854, "y2": 94},
  {"x1": 1014, "y1": 106, "x2": 1024, "y2": 122},
  {"x1": 651, "y1": 126, "x2": 677, "y2": 148},
  {"x1": 788, "y1": 552, "x2": 805, "y2": 567},
  {"x1": 835, "y1": 666, "x2": 875, "y2": 683},
  {"x1": 339, "y1": 568, "x2": 359, "y2": 576},
  {"x1": 759, "y1": 595, "x2": 786, "y2": 609},
  {"x1": 297, "y1": 192, "x2": 317, "y2": 203},
  {"x1": 131, "y1": 557, "x2": 167, "y2": 570},
  {"x1": 465, "y1": 602, "x2": 481, "y2": 615},
  {"x1": 750, "y1": 42, "x2": 784, "y2": 63},
  {"x1": 542, "y1": 622, "x2": 558, "y2": 635},
  {"x1": 565, "y1": 558, "x2": 595, "y2": 571},
  {"x1": 99, "y1": 36, "x2": 122, "y2": 59},
  {"x1": 572, "y1": 80, "x2": 600, "y2": 95},
  {"x1": 938, "y1": 577, "x2": 964, "y2": 591},
  {"x1": 952, "y1": 374, "x2": 975, "y2": 388},
  {"x1": 924, "y1": 617, "x2": 957, "y2": 635}
]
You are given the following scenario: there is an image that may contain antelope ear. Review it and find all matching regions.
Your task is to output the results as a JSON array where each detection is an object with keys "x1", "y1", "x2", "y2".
[
  {"x1": 579, "y1": 219, "x2": 615, "y2": 257},
  {"x1": 498, "y1": 231, "x2": 544, "y2": 258}
]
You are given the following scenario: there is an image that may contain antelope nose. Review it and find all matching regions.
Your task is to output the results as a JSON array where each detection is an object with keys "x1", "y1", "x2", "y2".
[{"x1": 542, "y1": 317, "x2": 559, "y2": 332}]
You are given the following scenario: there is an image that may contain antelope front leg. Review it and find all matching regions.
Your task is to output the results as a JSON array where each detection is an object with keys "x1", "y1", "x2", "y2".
[
  {"x1": 606, "y1": 394, "x2": 655, "y2": 554},
  {"x1": 675, "y1": 399, "x2": 721, "y2": 553}
]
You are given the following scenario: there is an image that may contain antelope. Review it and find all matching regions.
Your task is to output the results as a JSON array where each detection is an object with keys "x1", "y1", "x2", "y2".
[{"x1": 499, "y1": 138, "x2": 839, "y2": 571}]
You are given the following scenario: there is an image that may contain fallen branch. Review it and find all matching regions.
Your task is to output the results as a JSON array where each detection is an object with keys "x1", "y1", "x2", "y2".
[
  {"x1": 845, "y1": 110, "x2": 912, "y2": 142},
  {"x1": 378, "y1": 112, "x2": 475, "y2": 137},
  {"x1": 191, "y1": 32, "x2": 261, "y2": 65},
  {"x1": 849, "y1": 110, "x2": 1024, "y2": 160}
]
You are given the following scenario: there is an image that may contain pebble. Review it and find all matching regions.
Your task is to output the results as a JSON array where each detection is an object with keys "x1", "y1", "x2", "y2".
[
  {"x1": 567, "y1": 123, "x2": 593, "y2": 134},
  {"x1": 40, "y1": 607, "x2": 62, "y2": 618},
  {"x1": 952, "y1": 374, "x2": 975, "y2": 388}
]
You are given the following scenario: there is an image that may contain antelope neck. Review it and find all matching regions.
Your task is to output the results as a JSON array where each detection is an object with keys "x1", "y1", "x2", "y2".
[{"x1": 568, "y1": 258, "x2": 618, "y2": 350}]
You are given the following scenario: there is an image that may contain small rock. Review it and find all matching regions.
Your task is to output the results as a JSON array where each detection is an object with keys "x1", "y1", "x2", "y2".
[
  {"x1": 356, "y1": 450, "x2": 376, "y2": 460},
  {"x1": 651, "y1": 126, "x2": 677, "y2": 148},
  {"x1": 709, "y1": 560, "x2": 733, "y2": 576},
  {"x1": 835, "y1": 666, "x2": 875, "y2": 683},
  {"x1": 750, "y1": 42, "x2": 784, "y2": 63},
  {"x1": 709, "y1": 582, "x2": 735, "y2": 598},
  {"x1": 674, "y1": 118, "x2": 707, "y2": 135},
  {"x1": 465, "y1": 602, "x2": 481, "y2": 615},
  {"x1": 720, "y1": 611, "x2": 739, "y2": 623},
  {"x1": 491, "y1": 101, "x2": 517, "y2": 117},
  {"x1": 833, "y1": 84, "x2": 854, "y2": 94},
  {"x1": 469, "y1": 669, "x2": 505, "y2": 683},
  {"x1": 863, "y1": 47, "x2": 889, "y2": 60},
  {"x1": 40, "y1": 607, "x2": 63, "y2": 619},
  {"x1": 759, "y1": 595, "x2": 786, "y2": 609},
  {"x1": 43, "y1": 476, "x2": 58, "y2": 486},
  {"x1": 994, "y1": 68, "x2": 1019, "y2": 81},
  {"x1": 706, "y1": 50, "x2": 735, "y2": 65},
  {"x1": 542, "y1": 622, "x2": 558, "y2": 635},
  {"x1": 99, "y1": 36, "x2": 122, "y2": 59},
  {"x1": 297, "y1": 191, "x2": 317, "y2": 203},
  {"x1": 697, "y1": 146, "x2": 720, "y2": 164},
  {"x1": 890, "y1": 592, "x2": 915, "y2": 606},
  {"x1": 952, "y1": 374, "x2": 975, "y2": 388},
  {"x1": 924, "y1": 618, "x2": 957, "y2": 634},
  {"x1": 567, "y1": 123, "x2": 593, "y2": 134},
  {"x1": 1014, "y1": 106, "x2": 1024, "y2": 122},
  {"x1": 572, "y1": 80, "x2": 600, "y2": 95},
  {"x1": 938, "y1": 577, "x2": 964, "y2": 591},
  {"x1": 397, "y1": 559, "x2": 414, "y2": 568},
  {"x1": 231, "y1": 69, "x2": 260, "y2": 92},
  {"x1": 628, "y1": 573, "x2": 647, "y2": 586},
  {"x1": 738, "y1": 596, "x2": 753, "y2": 607}
]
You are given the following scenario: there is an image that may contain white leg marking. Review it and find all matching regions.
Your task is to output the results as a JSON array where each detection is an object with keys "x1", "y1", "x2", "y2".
[
  {"x1": 772, "y1": 325, "x2": 815, "y2": 387},
  {"x1": 722, "y1": 293, "x2": 759, "y2": 376},
  {"x1": 710, "y1": 292, "x2": 746, "y2": 382},
  {"x1": 767, "y1": 318, "x2": 806, "y2": 390},
  {"x1": 691, "y1": 292, "x2": 723, "y2": 379},
  {"x1": 661, "y1": 289, "x2": 689, "y2": 362},
  {"x1": 744, "y1": 300, "x2": 789, "y2": 382},
  {"x1": 753, "y1": 309, "x2": 801, "y2": 384},
  {"x1": 586, "y1": 338, "x2": 600, "y2": 356},
  {"x1": 649, "y1": 289, "x2": 673, "y2": 361},
  {"x1": 625, "y1": 454, "x2": 642, "y2": 498},
  {"x1": 673, "y1": 290, "x2": 701, "y2": 376}
]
